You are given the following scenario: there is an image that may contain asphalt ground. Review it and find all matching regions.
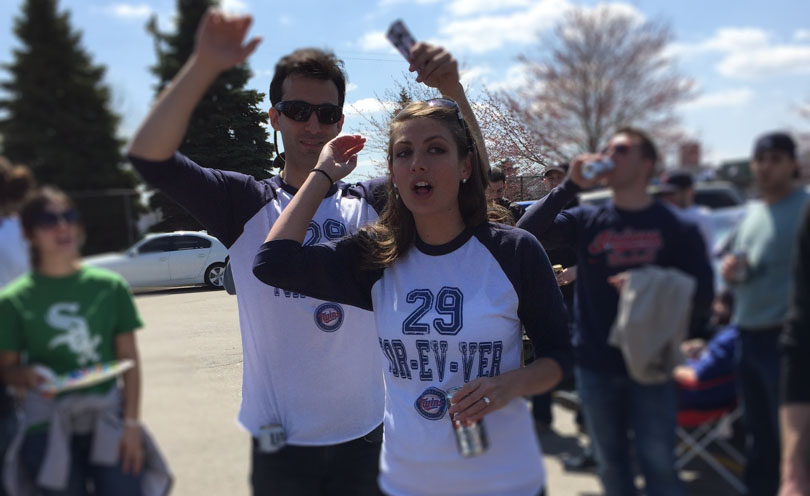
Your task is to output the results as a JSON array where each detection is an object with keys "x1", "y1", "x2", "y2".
[{"x1": 134, "y1": 287, "x2": 741, "y2": 495}]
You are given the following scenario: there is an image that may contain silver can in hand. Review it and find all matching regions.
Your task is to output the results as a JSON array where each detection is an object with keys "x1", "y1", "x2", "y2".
[
  {"x1": 730, "y1": 250, "x2": 749, "y2": 283},
  {"x1": 582, "y1": 158, "x2": 614, "y2": 180},
  {"x1": 446, "y1": 386, "x2": 489, "y2": 457}
]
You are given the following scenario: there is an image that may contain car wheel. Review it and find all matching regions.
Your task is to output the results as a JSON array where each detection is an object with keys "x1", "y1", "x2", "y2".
[{"x1": 204, "y1": 262, "x2": 226, "y2": 289}]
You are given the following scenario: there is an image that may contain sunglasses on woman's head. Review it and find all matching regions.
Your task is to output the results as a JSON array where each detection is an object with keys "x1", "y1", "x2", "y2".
[
  {"x1": 34, "y1": 209, "x2": 80, "y2": 228},
  {"x1": 424, "y1": 98, "x2": 474, "y2": 152},
  {"x1": 273, "y1": 101, "x2": 343, "y2": 125}
]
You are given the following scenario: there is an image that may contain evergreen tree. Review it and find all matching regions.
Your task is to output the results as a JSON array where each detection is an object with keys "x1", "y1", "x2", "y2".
[
  {"x1": 147, "y1": 0, "x2": 273, "y2": 232},
  {"x1": 0, "y1": 0, "x2": 139, "y2": 254}
]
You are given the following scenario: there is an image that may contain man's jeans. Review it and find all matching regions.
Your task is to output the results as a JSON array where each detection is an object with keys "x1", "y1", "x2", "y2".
[
  {"x1": 250, "y1": 424, "x2": 382, "y2": 496},
  {"x1": 737, "y1": 328, "x2": 781, "y2": 496},
  {"x1": 576, "y1": 366, "x2": 683, "y2": 496}
]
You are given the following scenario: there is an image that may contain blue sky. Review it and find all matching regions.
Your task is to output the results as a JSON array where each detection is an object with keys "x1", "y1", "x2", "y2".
[{"x1": 1, "y1": 0, "x2": 809, "y2": 180}]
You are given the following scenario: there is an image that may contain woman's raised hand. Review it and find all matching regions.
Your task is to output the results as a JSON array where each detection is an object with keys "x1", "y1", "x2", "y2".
[
  {"x1": 314, "y1": 135, "x2": 366, "y2": 183},
  {"x1": 408, "y1": 43, "x2": 461, "y2": 96}
]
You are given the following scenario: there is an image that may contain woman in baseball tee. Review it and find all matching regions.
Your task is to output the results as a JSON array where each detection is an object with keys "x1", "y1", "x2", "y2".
[{"x1": 254, "y1": 101, "x2": 572, "y2": 496}]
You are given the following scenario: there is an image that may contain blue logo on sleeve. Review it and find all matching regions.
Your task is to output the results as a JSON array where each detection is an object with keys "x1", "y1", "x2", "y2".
[
  {"x1": 414, "y1": 387, "x2": 448, "y2": 420},
  {"x1": 314, "y1": 303, "x2": 344, "y2": 332}
]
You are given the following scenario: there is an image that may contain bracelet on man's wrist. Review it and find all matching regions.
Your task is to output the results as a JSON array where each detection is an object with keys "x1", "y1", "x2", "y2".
[
  {"x1": 124, "y1": 417, "x2": 140, "y2": 429},
  {"x1": 309, "y1": 168, "x2": 334, "y2": 185}
]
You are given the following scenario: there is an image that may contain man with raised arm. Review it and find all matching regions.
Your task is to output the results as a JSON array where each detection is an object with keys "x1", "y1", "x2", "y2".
[{"x1": 517, "y1": 128, "x2": 714, "y2": 496}]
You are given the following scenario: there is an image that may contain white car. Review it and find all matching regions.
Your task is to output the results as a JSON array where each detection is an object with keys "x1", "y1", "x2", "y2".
[{"x1": 84, "y1": 232, "x2": 228, "y2": 289}]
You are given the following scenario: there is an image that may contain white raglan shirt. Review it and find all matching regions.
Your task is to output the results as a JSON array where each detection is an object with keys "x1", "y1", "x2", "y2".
[
  {"x1": 130, "y1": 152, "x2": 385, "y2": 444},
  {"x1": 254, "y1": 223, "x2": 573, "y2": 495}
]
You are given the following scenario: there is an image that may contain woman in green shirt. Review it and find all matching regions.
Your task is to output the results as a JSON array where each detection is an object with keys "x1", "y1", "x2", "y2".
[{"x1": 0, "y1": 187, "x2": 145, "y2": 495}]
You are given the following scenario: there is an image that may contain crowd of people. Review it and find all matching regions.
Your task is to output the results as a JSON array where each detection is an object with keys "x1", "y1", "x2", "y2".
[{"x1": 0, "y1": 7, "x2": 809, "y2": 496}]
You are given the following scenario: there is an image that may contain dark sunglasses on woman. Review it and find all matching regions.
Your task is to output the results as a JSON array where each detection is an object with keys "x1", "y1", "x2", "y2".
[
  {"x1": 273, "y1": 101, "x2": 343, "y2": 125},
  {"x1": 35, "y1": 209, "x2": 80, "y2": 228}
]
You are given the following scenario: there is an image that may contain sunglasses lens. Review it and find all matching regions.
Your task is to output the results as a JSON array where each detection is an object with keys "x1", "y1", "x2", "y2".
[
  {"x1": 63, "y1": 209, "x2": 80, "y2": 223},
  {"x1": 36, "y1": 212, "x2": 60, "y2": 228},
  {"x1": 315, "y1": 105, "x2": 342, "y2": 124},
  {"x1": 284, "y1": 102, "x2": 313, "y2": 122}
]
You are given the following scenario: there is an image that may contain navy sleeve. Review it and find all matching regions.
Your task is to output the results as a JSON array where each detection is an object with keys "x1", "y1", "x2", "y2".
[
  {"x1": 782, "y1": 204, "x2": 810, "y2": 403},
  {"x1": 675, "y1": 219, "x2": 716, "y2": 339},
  {"x1": 516, "y1": 179, "x2": 581, "y2": 251},
  {"x1": 253, "y1": 237, "x2": 382, "y2": 312},
  {"x1": 478, "y1": 225, "x2": 574, "y2": 378},
  {"x1": 693, "y1": 327, "x2": 738, "y2": 381},
  {"x1": 128, "y1": 152, "x2": 274, "y2": 248},
  {"x1": 346, "y1": 176, "x2": 388, "y2": 215}
]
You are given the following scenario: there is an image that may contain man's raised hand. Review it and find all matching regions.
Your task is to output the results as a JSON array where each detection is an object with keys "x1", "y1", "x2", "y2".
[{"x1": 194, "y1": 9, "x2": 262, "y2": 73}]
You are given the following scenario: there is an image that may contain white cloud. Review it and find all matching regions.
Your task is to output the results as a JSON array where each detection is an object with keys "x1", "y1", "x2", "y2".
[
  {"x1": 485, "y1": 64, "x2": 534, "y2": 92},
  {"x1": 446, "y1": 0, "x2": 532, "y2": 17},
  {"x1": 345, "y1": 98, "x2": 397, "y2": 116},
  {"x1": 221, "y1": 0, "x2": 249, "y2": 13},
  {"x1": 717, "y1": 45, "x2": 810, "y2": 78},
  {"x1": 669, "y1": 27, "x2": 810, "y2": 79},
  {"x1": 681, "y1": 87, "x2": 754, "y2": 110},
  {"x1": 103, "y1": 3, "x2": 153, "y2": 19},
  {"x1": 435, "y1": 0, "x2": 645, "y2": 55},
  {"x1": 460, "y1": 65, "x2": 491, "y2": 86},
  {"x1": 355, "y1": 31, "x2": 397, "y2": 54},
  {"x1": 795, "y1": 29, "x2": 810, "y2": 41},
  {"x1": 670, "y1": 27, "x2": 770, "y2": 58},
  {"x1": 346, "y1": 82, "x2": 359, "y2": 93}
]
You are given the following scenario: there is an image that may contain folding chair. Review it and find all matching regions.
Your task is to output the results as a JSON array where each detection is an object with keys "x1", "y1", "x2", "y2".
[{"x1": 675, "y1": 378, "x2": 746, "y2": 493}]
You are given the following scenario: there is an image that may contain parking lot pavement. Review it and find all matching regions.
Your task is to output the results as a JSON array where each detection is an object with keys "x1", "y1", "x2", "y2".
[{"x1": 134, "y1": 288, "x2": 740, "y2": 496}]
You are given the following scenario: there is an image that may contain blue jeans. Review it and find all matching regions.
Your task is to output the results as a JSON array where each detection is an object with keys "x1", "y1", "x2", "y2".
[
  {"x1": 576, "y1": 366, "x2": 683, "y2": 496},
  {"x1": 21, "y1": 432, "x2": 141, "y2": 496},
  {"x1": 737, "y1": 328, "x2": 781, "y2": 496}
]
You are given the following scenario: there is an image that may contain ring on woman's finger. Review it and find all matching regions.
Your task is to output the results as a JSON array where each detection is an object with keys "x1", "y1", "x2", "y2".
[{"x1": 482, "y1": 396, "x2": 491, "y2": 406}]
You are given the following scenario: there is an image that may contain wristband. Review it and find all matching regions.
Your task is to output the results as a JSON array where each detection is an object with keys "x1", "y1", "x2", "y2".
[
  {"x1": 310, "y1": 168, "x2": 334, "y2": 185},
  {"x1": 124, "y1": 417, "x2": 140, "y2": 428}
]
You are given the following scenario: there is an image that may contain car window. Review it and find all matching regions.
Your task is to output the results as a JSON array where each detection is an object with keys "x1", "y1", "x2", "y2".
[
  {"x1": 174, "y1": 235, "x2": 212, "y2": 251},
  {"x1": 138, "y1": 237, "x2": 174, "y2": 254}
]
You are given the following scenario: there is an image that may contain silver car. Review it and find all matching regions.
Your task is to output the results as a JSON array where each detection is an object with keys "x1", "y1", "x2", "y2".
[{"x1": 84, "y1": 231, "x2": 228, "y2": 289}]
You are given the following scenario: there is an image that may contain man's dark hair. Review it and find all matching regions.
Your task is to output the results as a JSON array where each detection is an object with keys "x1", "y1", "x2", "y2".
[
  {"x1": 615, "y1": 126, "x2": 659, "y2": 166},
  {"x1": 269, "y1": 48, "x2": 348, "y2": 107},
  {"x1": 489, "y1": 166, "x2": 506, "y2": 183}
]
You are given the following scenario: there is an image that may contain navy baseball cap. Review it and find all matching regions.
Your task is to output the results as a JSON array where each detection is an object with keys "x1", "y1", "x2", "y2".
[
  {"x1": 660, "y1": 169, "x2": 694, "y2": 190},
  {"x1": 753, "y1": 132, "x2": 796, "y2": 159},
  {"x1": 543, "y1": 162, "x2": 568, "y2": 177}
]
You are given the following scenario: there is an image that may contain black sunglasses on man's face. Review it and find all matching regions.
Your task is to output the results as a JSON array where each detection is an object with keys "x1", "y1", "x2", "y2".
[{"x1": 273, "y1": 101, "x2": 343, "y2": 125}]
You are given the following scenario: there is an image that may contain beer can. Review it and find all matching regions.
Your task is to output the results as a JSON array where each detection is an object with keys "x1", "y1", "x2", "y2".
[
  {"x1": 446, "y1": 386, "x2": 489, "y2": 457},
  {"x1": 258, "y1": 424, "x2": 286, "y2": 454},
  {"x1": 731, "y1": 251, "x2": 749, "y2": 283},
  {"x1": 552, "y1": 264, "x2": 564, "y2": 275},
  {"x1": 582, "y1": 158, "x2": 614, "y2": 180}
]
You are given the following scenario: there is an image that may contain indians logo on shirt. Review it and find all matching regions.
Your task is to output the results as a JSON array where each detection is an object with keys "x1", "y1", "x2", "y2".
[
  {"x1": 314, "y1": 303, "x2": 344, "y2": 332},
  {"x1": 46, "y1": 303, "x2": 101, "y2": 365},
  {"x1": 414, "y1": 386, "x2": 448, "y2": 420}
]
